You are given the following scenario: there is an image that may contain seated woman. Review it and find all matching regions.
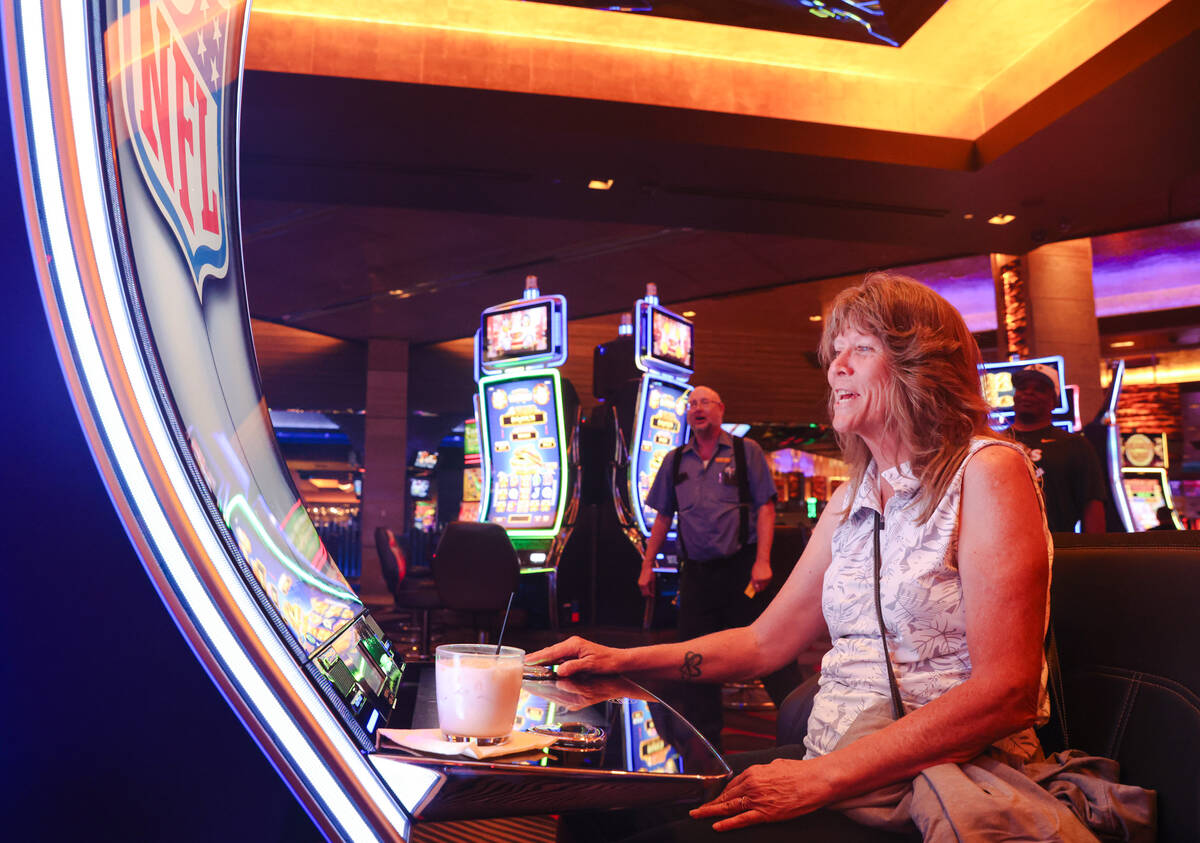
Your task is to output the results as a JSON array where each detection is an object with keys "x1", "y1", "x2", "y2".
[{"x1": 530, "y1": 273, "x2": 1052, "y2": 841}]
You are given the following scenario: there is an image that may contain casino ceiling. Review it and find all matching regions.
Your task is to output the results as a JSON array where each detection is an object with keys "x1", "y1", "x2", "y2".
[{"x1": 237, "y1": 0, "x2": 1200, "y2": 347}]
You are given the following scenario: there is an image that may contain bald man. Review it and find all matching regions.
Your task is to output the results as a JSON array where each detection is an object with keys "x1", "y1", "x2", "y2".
[{"x1": 639, "y1": 386, "x2": 780, "y2": 749}]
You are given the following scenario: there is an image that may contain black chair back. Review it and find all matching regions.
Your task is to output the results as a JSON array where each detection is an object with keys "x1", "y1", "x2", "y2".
[
  {"x1": 433, "y1": 522, "x2": 520, "y2": 613},
  {"x1": 1051, "y1": 533, "x2": 1200, "y2": 842},
  {"x1": 374, "y1": 526, "x2": 400, "y2": 597}
]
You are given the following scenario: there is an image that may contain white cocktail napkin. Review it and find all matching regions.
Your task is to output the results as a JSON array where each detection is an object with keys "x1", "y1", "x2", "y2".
[{"x1": 377, "y1": 728, "x2": 557, "y2": 759}]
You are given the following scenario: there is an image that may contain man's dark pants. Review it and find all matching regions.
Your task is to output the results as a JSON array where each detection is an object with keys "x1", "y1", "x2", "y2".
[{"x1": 672, "y1": 544, "x2": 803, "y2": 750}]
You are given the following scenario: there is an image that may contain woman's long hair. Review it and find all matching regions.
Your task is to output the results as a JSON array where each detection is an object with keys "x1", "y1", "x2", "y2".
[{"x1": 818, "y1": 272, "x2": 998, "y2": 522}]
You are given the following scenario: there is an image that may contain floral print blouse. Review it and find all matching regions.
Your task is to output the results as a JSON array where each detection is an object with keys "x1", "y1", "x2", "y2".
[{"x1": 804, "y1": 437, "x2": 1051, "y2": 760}]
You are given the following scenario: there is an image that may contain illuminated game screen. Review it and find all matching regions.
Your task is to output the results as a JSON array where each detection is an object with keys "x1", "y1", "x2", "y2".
[
  {"x1": 463, "y1": 418, "x2": 480, "y2": 458},
  {"x1": 650, "y1": 308, "x2": 694, "y2": 370},
  {"x1": 1123, "y1": 470, "x2": 1169, "y2": 531},
  {"x1": 461, "y1": 466, "x2": 482, "y2": 503},
  {"x1": 481, "y1": 375, "x2": 563, "y2": 531},
  {"x1": 413, "y1": 500, "x2": 437, "y2": 532},
  {"x1": 482, "y1": 301, "x2": 551, "y2": 364},
  {"x1": 632, "y1": 378, "x2": 690, "y2": 534}
]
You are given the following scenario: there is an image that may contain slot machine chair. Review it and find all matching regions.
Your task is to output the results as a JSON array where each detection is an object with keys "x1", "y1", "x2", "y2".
[
  {"x1": 433, "y1": 521, "x2": 522, "y2": 644},
  {"x1": 375, "y1": 527, "x2": 441, "y2": 658},
  {"x1": 775, "y1": 532, "x2": 1200, "y2": 843}
]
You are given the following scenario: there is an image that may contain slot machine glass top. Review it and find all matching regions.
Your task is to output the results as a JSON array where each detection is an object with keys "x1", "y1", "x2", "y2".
[
  {"x1": 630, "y1": 296, "x2": 694, "y2": 537},
  {"x1": 476, "y1": 293, "x2": 570, "y2": 540}
]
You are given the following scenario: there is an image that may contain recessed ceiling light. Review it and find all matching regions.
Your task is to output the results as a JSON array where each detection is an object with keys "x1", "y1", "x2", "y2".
[
  {"x1": 682, "y1": 310, "x2": 696, "y2": 317},
  {"x1": 587, "y1": 179, "x2": 614, "y2": 190},
  {"x1": 1110, "y1": 340, "x2": 1135, "y2": 348},
  {"x1": 809, "y1": 315, "x2": 823, "y2": 322},
  {"x1": 963, "y1": 213, "x2": 974, "y2": 220},
  {"x1": 988, "y1": 213, "x2": 1016, "y2": 225}
]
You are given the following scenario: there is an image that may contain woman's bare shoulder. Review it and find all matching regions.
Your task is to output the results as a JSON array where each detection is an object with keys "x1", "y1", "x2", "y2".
[{"x1": 963, "y1": 440, "x2": 1030, "y2": 486}]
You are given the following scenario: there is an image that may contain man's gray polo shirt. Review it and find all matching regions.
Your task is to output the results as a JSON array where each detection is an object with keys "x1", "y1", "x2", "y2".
[{"x1": 644, "y1": 432, "x2": 776, "y2": 561}]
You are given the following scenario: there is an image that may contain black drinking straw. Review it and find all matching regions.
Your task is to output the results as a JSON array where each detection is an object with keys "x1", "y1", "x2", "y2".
[{"x1": 494, "y1": 591, "x2": 516, "y2": 654}]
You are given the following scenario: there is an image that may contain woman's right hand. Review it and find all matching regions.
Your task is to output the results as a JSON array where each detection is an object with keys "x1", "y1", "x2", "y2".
[{"x1": 525, "y1": 635, "x2": 625, "y2": 678}]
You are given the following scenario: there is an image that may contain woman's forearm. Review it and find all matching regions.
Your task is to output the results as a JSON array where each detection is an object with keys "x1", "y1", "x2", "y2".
[
  {"x1": 812, "y1": 674, "x2": 1040, "y2": 802},
  {"x1": 616, "y1": 625, "x2": 766, "y2": 684}
]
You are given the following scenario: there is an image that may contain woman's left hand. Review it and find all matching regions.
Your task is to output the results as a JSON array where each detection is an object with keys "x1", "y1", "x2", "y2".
[{"x1": 689, "y1": 758, "x2": 833, "y2": 831}]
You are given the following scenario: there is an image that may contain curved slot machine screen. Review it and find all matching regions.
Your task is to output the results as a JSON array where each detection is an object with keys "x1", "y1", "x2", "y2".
[
  {"x1": 480, "y1": 374, "x2": 565, "y2": 533},
  {"x1": 105, "y1": 1, "x2": 362, "y2": 657},
  {"x1": 631, "y1": 378, "x2": 690, "y2": 534}
]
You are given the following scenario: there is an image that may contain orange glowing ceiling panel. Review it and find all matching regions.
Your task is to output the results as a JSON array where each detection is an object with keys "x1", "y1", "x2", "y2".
[{"x1": 245, "y1": 0, "x2": 1189, "y2": 143}]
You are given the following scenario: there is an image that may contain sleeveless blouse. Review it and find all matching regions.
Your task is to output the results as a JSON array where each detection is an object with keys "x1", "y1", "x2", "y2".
[{"x1": 803, "y1": 437, "x2": 1052, "y2": 760}]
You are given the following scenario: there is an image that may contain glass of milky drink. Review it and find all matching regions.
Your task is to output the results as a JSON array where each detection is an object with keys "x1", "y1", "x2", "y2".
[{"x1": 435, "y1": 644, "x2": 525, "y2": 744}]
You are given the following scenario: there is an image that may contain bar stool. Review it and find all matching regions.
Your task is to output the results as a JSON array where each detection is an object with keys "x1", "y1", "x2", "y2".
[{"x1": 375, "y1": 527, "x2": 440, "y2": 659}]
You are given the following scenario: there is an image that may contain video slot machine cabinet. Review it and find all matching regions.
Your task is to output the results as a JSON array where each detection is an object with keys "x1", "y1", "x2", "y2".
[
  {"x1": 475, "y1": 278, "x2": 581, "y2": 628},
  {"x1": 1119, "y1": 432, "x2": 1184, "y2": 531},
  {"x1": 593, "y1": 286, "x2": 694, "y2": 626}
]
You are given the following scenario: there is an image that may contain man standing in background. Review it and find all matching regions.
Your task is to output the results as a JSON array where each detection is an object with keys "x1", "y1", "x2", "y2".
[
  {"x1": 1006, "y1": 363, "x2": 1107, "y2": 532},
  {"x1": 638, "y1": 385, "x2": 784, "y2": 748}
]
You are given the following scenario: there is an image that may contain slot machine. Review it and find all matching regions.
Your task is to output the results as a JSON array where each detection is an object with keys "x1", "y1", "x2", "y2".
[
  {"x1": 627, "y1": 286, "x2": 694, "y2": 557},
  {"x1": 593, "y1": 285, "x2": 693, "y2": 625},
  {"x1": 475, "y1": 277, "x2": 581, "y2": 627},
  {"x1": 458, "y1": 418, "x2": 483, "y2": 522},
  {"x1": 1119, "y1": 432, "x2": 1184, "y2": 530},
  {"x1": 5, "y1": 4, "x2": 434, "y2": 836}
]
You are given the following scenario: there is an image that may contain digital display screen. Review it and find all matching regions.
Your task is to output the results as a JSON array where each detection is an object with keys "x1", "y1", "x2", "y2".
[
  {"x1": 413, "y1": 500, "x2": 437, "y2": 532},
  {"x1": 413, "y1": 450, "x2": 437, "y2": 469},
  {"x1": 650, "y1": 307, "x2": 694, "y2": 371},
  {"x1": 480, "y1": 375, "x2": 563, "y2": 532},
  {"x1": 1123, "y1": 470, "x2": 1169, "y2": 531},
  {"x1": 1121, "y1": 432, "x2": 1166, "y2": 469},
  {"x1": 409, "y1": 477, "x2": 431, "y2": 499},
  {"x1": 463, "y1": 418, "x2": 480, "y2": 458},
  {"x1": 461, "y1": 466, "x2": 482, "y2": 503},
  {"x1": 631, "y1": 378, "x2": 690, "y2": 535},
  {"x1": 482, "y1": 301, "x2": 551, "y2": 363}
]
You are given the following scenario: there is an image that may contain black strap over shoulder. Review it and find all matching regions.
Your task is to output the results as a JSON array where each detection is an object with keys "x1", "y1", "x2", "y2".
[
  {"x1": 671, "y1": 445, "x2": 688, "y2": 560},
  {"x1": 732, "y1": 435, "x2": 751, "y2": 547},
  {"x1": 874, "y1": 511, "x2": 906, "y2": 720}
]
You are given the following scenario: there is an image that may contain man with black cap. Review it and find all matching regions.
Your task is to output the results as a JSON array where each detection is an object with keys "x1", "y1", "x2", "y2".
[{"x1": 1005, "y1": 362, "x2": 1106, "y2": 532}]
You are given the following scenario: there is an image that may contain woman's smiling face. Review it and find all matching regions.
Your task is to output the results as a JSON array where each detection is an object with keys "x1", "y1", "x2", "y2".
[{"x1": 827, "y1": 327, "x2": 893, "y2": 447}]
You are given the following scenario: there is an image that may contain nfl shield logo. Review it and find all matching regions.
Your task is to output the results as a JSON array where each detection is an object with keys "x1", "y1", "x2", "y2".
[{"x1": 118, "y1": 0, "x2": 241, "y2": 300}]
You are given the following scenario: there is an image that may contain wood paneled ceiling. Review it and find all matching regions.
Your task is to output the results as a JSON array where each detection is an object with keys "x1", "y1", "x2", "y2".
[{"x1": 237, "y1": 0, "x2": 1200, "y2": 352}]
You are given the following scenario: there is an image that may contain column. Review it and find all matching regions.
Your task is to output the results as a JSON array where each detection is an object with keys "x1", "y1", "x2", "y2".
[
  {"x1": 359, "y1": 338, "x2": 409, "y2": 606},
  {"x1": 991, "y1": 238, "x2": 1103, "y2": 421}
]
